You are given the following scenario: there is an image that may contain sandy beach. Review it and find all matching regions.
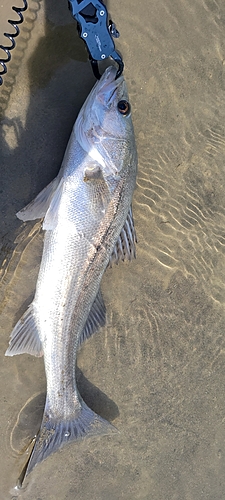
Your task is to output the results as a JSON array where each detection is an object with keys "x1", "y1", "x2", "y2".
[{"x1": 1, "y1": 0, "x2": 225, "y2": 498}]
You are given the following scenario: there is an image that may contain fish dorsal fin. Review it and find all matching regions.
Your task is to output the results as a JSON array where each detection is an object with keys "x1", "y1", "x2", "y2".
[
  {"x1": 5, "y1": 304, "x2": 43, "y2": 357},
  {"x1": 109, "y1": 206, "x2": 137, "y2": 266},
  {"x1": 78, "y1": 289, "x2": 106, "y2": 347},
  {"x1": 43, "y1": 178, "x2": 64, "y2": 230},
  {"x1": 16, "y1": 177, "x2": 61, "y2": 222}
]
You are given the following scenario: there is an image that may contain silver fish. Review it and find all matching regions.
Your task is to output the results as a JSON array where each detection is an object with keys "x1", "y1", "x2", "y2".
[{"x1": 6, "y1": 66, "x2": 137, "y2": 474}]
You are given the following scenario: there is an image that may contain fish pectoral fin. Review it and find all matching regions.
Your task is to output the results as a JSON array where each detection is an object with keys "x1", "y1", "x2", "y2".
[
  {"x1": 5, "y1": 304, "x2": 43, "y2": 357},
  {"x1": 83, "y1": 164, "x2": 111, "y2": 214},
  {"x1": 84, "y1": 164, "x2": 104, "y2": 181},
  {"x1": 25, "y1": 398, "x2": 116, "y2": 476},
  {"x1": 78, "y1": 288, "x2": 106, "y2": 347},
  {"x1": 109, "y1": 206, "x2": 137, "y2": 266},
  {"x1": 17, "y1": 177, "x2": 61, "y2": 222}
]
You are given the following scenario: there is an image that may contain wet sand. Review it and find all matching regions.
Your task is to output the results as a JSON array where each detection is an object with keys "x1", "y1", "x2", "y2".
[{"x1": 1, "y1": 0, "x2": 225, "y2": 498}]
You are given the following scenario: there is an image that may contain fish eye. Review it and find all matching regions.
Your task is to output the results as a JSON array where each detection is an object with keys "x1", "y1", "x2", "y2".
[{"x1": 117, "y1": 100, "x2": 131, "y2": 116}]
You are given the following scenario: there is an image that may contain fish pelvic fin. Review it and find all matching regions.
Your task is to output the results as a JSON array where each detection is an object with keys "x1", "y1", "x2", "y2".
[
  {"x1": 17, "y1": 176, "x2": 61, "y2": 222},
  {"x1": 25, "y1": 399, "x2": 116, "y2": 476},
  {"x1": 5, "y1": 303, "x2": 43, "y2": 357}
]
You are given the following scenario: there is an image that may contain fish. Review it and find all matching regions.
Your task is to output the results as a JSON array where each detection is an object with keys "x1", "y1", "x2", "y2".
[{"x1": 5, "y1": 65, "x2": 138, "y2": 475}]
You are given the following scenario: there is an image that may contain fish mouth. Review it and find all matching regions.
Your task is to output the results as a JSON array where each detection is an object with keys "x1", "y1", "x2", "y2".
[
  {"x1": 97, "y1": 66, "x2": 124, "y2": 96},
  {"x1": 74, "y1": 65, "x2": 127, "y2": 174},
  {"x1": 97, "y1": 66, "x2": 125, "y2": 105},
  {"x1": 82, "y1": 66, "x2": 125, "y2": 110}
]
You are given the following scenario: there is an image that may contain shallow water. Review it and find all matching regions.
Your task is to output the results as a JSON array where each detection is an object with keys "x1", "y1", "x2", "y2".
[{"x1": 1, "y1": 0, "x2": 225, "y2": 498}]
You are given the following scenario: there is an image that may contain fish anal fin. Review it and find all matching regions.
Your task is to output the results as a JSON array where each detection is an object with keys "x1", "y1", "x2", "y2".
[
  {"x1": 25, "y1": 399, "x2": 116, "y2": 476},
  {"x1": 109, "y1": 206, "x2": 137, "y2": 266},
  {"x1": 78, "y1": 289, "x2": 106, "y2": 347},
  {"x1": 5, "y1": 304, "x2": 43, "y2": 357},
  {"x1": 17, "y1": 177, "x2": 60, "y2": 222}
]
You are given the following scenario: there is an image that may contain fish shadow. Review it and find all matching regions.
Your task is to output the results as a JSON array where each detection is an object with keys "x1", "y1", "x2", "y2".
[
  {"x1": 11, "y1": 369, "x2": 119, "y2": 454},
  {"x1": 76, "y1": 367, "x2": 119, "y2": 422}
]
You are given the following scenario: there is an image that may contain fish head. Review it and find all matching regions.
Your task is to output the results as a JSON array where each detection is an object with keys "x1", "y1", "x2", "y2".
[{"x1": 75, "y1": 66, "x2": 136, "y2": 176}]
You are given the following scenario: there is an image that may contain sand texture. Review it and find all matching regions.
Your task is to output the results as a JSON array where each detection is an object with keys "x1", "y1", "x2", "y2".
[{"x1": 1, "y1": 0, "x2": 225, "y2": 499}]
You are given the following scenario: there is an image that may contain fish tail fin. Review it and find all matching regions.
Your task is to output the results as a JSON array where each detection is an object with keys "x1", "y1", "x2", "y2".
[{"x1": 25, "y1": 399, "x2": 116, "y2": 476}]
